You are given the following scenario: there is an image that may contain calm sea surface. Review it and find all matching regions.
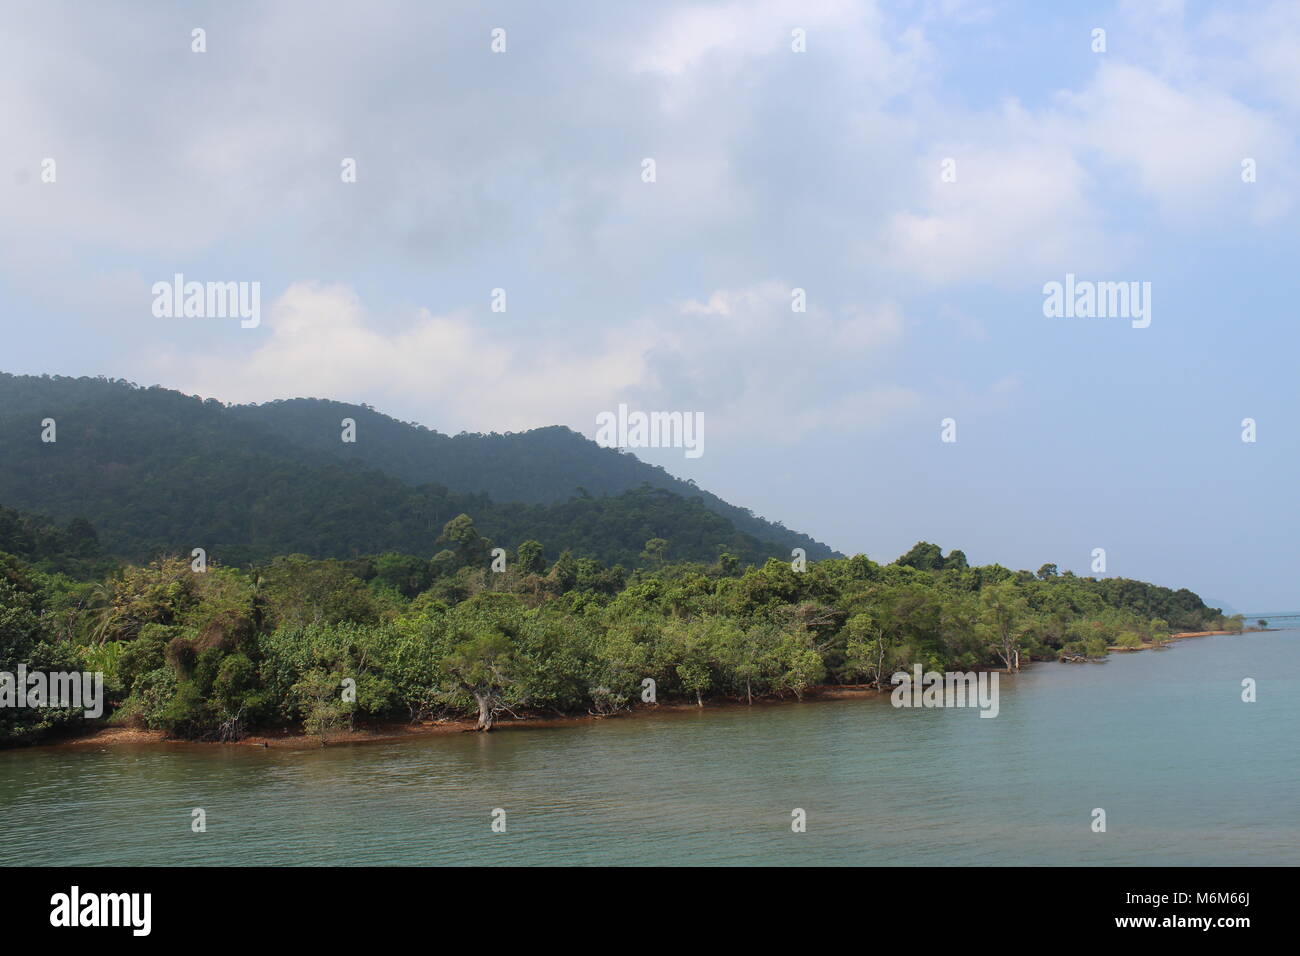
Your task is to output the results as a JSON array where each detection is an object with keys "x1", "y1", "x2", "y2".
[{"x1": 2, "y1": 628, "x2": 1297, "y2": 866}]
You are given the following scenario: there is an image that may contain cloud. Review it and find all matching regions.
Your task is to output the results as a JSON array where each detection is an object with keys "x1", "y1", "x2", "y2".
[
  {"x1": 6, "y1": 0, "x2": 1289, "y2": 316},
  {"x1": 637, "y1": 282, "x2": 914, "y2": 441},
  {"x1": 631, "y1": 0, "x2": 925, "y2": 95},
  {"x1": 876, "y1": 103, "x2": 1117, "y2": 284},
  {"x1": 875, "y1": 45, "x2": 1295, "y2": 284},
  {"x1": 170, "y1": 282, "x2": 649, "y2": 432},
  {"x1": 170, "y1": 279, "x2": 916, "y2": 444},
  {"x1": 3, "y1": 0, "x2": 1298, "y2": 453},
  {"x1": 1062, "y1": 63, "x2": 1294, "y2": 222}
]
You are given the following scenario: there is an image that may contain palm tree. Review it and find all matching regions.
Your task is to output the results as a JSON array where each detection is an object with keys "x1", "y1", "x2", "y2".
[{"x1": 85, "y1": 580, "x2": 120, "y2": 645}]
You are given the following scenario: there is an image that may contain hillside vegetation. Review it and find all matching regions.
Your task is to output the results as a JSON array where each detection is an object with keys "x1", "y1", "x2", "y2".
[
  {"x1": 0, "y1": 373, "x2": 1232, "y2": 747},
  {"x1": 0, "y1": 373, "x2": 830, "y2": 567},
  {"x1": 0, "y1": 514, "x2": 1230, "y2": 745}
]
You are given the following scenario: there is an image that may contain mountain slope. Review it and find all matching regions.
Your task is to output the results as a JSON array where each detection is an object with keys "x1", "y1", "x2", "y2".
[
  {"x1": 0, "y1": 373, "x2": 835, "y2": 567},
  {"x1": 227, "y1": 397, "x2": 836, "y2": 559}
]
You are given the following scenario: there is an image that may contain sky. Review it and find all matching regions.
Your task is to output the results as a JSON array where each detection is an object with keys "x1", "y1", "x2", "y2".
[{"x1": 2, "y1": 0, "x2": 1297, "y2": 611}]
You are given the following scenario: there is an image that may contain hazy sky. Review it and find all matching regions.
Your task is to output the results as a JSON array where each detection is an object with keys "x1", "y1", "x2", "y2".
[{"x1": 2, "y1": 0, "x2": 1297, "y2": 610}]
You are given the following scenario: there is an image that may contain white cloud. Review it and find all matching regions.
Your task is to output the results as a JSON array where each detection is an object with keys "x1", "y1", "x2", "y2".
[
  {"x1": 876, "y1": 103, "x2": 1118, "y2": 284},
  {"x1": 639, "y1": 282, "x2": 914, "y2": 442},
  {"x1": 3, "y1": 0, "x2": 1297, "y2": 453},
  {"x1": 170, "y1": 282, "x2": 649, "y2": 433},
  {"x1": 170, "y1": 279, "x2": 917, "y2": 444},
  {"x1": 1062, "y1": 63, "x2": 1294, "y2": 222},
  {"x1": 876, "y1": 50, "x2": 1295, "y2": 284},
  {"x1": 633, "y1": 0, "x2": 886, "y2": 76},
  {"x1": 1202, "y1": 1, "x2": 1300, "y2": 114}
]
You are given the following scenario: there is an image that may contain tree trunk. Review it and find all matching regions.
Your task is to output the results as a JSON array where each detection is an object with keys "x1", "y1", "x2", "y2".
[
  {"x1": 1001, "y1": 632, "x2": 1020, "y2": 673},
  {"x1": 695, "y1": 690, "x2": 703, "y2": 708},
  {"x1": 474, "y1": 692, "x2": 495, "y2": 731},
  {"x1": 746, "y1": 680, "x2": 752, "y2": 705}
]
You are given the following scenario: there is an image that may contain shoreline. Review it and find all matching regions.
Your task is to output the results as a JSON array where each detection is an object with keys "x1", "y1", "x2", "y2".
[
  {"x1": 1106, "y1": 627, "x2": 1257, "y2": 652},
  {"x1": 40, "y1": 683, "x2": 891, "y2": 752},
  {"x1": 25, "y1": 629, "x2": 1267, "y2": 752}
]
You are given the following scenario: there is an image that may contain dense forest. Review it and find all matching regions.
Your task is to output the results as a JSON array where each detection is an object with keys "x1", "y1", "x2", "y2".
[
  {"x1": 0, "y1": 372, "x2": 1239, "y2": 747},
  {"x1": 0, "y1": 504, "x2": 1234, "y2": 746},
  {"x1": 228, "y1": 397, "x2": 831, "y2": 558},
  {"x1": 0, "y1": 373, "x2": 835, "y2": 565}
]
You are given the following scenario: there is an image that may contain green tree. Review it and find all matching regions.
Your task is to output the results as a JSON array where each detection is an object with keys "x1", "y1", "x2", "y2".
[
  {"x1": 435, "y1": 514, "x2": 492, "y2": 570},
  {"x1": 896, "y1": 541, "x2": 944, "y2": 571},
  {"x1": 441, "y1": 627, "x2": 522, "y2": 731},
  {"x1": 1148, "y1": 618, "x2": 1171, "y2": 647},
  {"x1": 373, "y1": 552, "x2": 433, "y2": 598},
  {"x1": 715, "y1": 622, "x2": 771, "y2": 703},
  {"x1": 770, "y1": 627, "x2": 825, "y2": 700},
  {"x1": 263, "y1": 557, "x2": 378, "y2": 627},
  {"x1": 548, "y1": 551, "x2": 579, "y2": 592},
  {"x1": 978, "y1": 582, "x2": 1030, "y2": 672},
  {"x1": 663, "y1": 618, "x2": 715, "y2": 707},
  {"x1": 640, "y1": 538, "x2": 668, "y2": 567},
  {"x1": 291, "y1": 669, "x2": 352, "y2": 741},
  {"x1": 943, "y1": 549, "x2": 969, "y2": 571},
  {"x1": 516, "y1": 540, "x2": 545, "y2": 575},
  {"x1": 843, "y1": 612, "x2": 891, "y2": 687}
]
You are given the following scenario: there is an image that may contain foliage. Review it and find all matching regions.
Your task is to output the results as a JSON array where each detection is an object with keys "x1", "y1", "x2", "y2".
[
  {"x1": 0, "y1": 373, "x2": 834, "y2": 567},
  {"x1": 0, "y1": 407, "x2": 1227, "y2": 746}
]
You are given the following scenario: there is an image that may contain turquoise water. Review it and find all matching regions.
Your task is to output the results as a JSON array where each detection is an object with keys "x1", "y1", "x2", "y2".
[{"x1": 1, "y1": 629, "x2": 1297, "y2": 866}]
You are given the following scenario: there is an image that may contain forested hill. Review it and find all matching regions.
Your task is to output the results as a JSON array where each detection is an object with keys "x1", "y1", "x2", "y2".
[
  {"x1": 228, "y1": 397, "x2": 832, "y2": 559},
  {"x1": 0, "y1": 373, "x2": 834, "y2": 567},
  {"x1": 0, "y1": 503, "x2": 114, "y2": 578}
]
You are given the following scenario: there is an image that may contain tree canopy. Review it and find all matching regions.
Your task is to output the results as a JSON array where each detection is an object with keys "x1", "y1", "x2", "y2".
[{"x1": 0, "y1": 509, "x2": 1228, "y2": 746}]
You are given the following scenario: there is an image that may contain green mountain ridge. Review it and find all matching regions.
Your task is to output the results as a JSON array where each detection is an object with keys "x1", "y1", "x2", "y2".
[
  {"x1": 226, "y1": 396, "x2": 833, "y2": 559},
  {"x1": 0, "y1": 373, "x2": 837, "y2": 568}
]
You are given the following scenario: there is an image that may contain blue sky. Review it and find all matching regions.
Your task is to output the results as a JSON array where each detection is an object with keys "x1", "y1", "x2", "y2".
[{"x1": 2, "y1": 0, "x2": 1297, "y2": 610}]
